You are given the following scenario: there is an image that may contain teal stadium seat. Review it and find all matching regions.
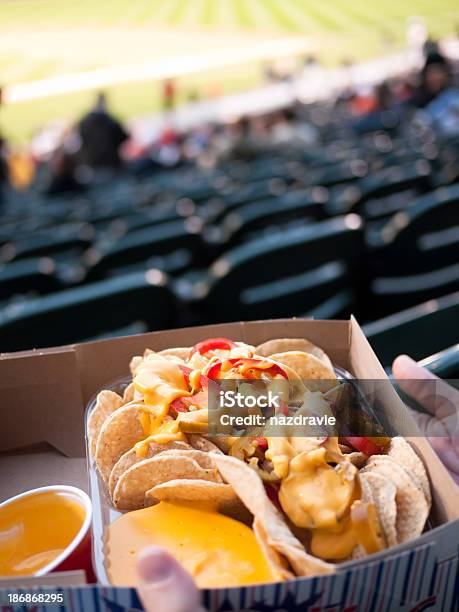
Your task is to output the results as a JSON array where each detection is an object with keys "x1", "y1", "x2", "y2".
[{"x1": 0, "y1": 271, "x2": 175, "y2": 352}]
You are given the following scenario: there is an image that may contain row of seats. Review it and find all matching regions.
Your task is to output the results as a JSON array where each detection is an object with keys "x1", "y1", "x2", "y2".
[
  {"x1": 1, "y1": 179, "x2": 458, "y2": 328},
  {"x1": 1, "y1": 208, "x2": 458, "y2": 353},
  {"x1": 0, "y1": 112, "x2": 458, "y2": 352}
]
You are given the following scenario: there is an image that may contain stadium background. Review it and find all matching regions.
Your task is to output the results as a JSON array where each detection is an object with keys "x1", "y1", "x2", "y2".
[
  {"x1": 2, "y1": 0, "x2": 458, "y2": 140},
  {"x1": 0, "y1": 0, "x2": 458, "y2": 376}
]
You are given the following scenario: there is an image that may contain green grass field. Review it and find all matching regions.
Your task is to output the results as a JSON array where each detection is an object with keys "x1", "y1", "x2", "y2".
[{"x1": 1, "y1": 0, "x2": 458, "y2": 142}]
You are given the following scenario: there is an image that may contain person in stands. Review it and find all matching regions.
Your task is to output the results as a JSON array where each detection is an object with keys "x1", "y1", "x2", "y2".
[
  {"x1": 46, "y1": 92, "x2": 128, "y2": 193},
  {"x1": 408, "y1": 51, "x2": 453, "y2": 108},
  {"x1": 0, "y1": 135, "x2": 9, "y2": 206},
  {"x1": 75, "y1": 94, "x2": 128, "y2": 170},
  {"x1": 162, "y1": 79, "x2": 176, "y2": 112}
]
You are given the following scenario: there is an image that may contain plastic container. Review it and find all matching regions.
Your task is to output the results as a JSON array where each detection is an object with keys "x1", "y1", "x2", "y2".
[{"x1": 86, "y1": 368, "x2": 391, "y2": 584}]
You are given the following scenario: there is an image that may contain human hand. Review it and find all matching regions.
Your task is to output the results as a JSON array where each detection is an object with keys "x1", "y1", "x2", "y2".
[
  {"x1": 136, "y1": 546, "x2": 205, "y2": 612},
  {"x1": 392, "y1": 354, "x2": 459, "y2": 485}
]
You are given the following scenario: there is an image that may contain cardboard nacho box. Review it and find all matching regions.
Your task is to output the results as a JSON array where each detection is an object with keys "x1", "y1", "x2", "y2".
[{"x1": 0, "y1": 317, "x2": 458, "y2": 612}]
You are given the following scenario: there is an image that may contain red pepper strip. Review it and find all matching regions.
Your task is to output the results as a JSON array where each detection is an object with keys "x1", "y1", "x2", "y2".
[
  {"x1": 169, "y1": 390, "x2": 207, "y2": 418},
  {"x1": 207, "y1": 357, "x2": 287, "y2": 381},
  {"x1": 178, "y1": 365, "x2": 192, "y2": 387},
  {"x1": 189, "y1": 337, "x2": 237, "y2": 357},
  {"x1": 199, "y1": 373, "x2": 209, "y2": 390},
  {"x1": 344, "y1": 436, "x2": 382, "y2": 457},
  {"x1": 278, "y1": 399, "x2": 289, "y2": 416},
  {"x1": 255, "y1": 436, "x2": 268, "y2": 449},
  {"x1": 169, "y1": 397, "x2": 190, "y2": 417},
  {"x1": 178, "y1": 365, "x2": 208, "y2": 392}
]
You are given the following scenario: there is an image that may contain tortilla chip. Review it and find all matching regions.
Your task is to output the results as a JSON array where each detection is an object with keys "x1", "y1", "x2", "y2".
[
  {"x1": 345, "y1": 452, "x2": 368, "y2": 468},
  {"x1": 269, "y1": 351, "x2": 336, "y2": 392},
  {"x1": 255, "y1": 357, "x2": 307, "y2": 400},
  {"x1": 113, "y1": 451, "x2": 221, "y2": 511},
  {"x1": 88, "y1": 390, "x2": 124, "y2": 458},
  {"x1": 152, "y1": 448, "x2": 218, "y2": 470},
  {"x1": 122, "y1": 382, "x2": 135, "y2": 404},
  {"x1": 129, "y1": 355, "x2": 143, "y2": 376},
  {"x1": 388, "y1": 437, "x2": 431, "y2": 506},
  {"x1": 94, "y1": 403, "x2": 149, "y2": 482},
  {"x1": 146, "y1": 479, "x2": 237, "y2": 505},
  {"x1": 108, "y1": 440, "x2": 192, "y2": 497},
  {"x1": 351, "y1": 546, "x2": 366, "y2": 559},
  {"x1": 188, "y1": 434, "x2": 223, "y2": 454},
  {"x1": 158, "y1": 347, "x2": 191, "y2": 361},
  {"x1": 253, "y1": 518, "x2": 294, "y2": 581},
  {"x1": 363, "y1": 456, "x2": 429, "y2": 543},
  {"x1": 212, "y1": 453, "x2": 335, "y2": 577},
  {"x1": 359, "y1": 472, "x2": 397, "y2": 547},
  {"x1": 146, "y1": 478, "x2": 251, "y2": 523},
  {"x1": 255, "y1": 338, "x2": 333, "y2": 371}
]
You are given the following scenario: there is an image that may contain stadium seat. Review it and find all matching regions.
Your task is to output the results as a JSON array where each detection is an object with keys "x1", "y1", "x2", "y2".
[
  {"x1": 216, "y1": 177, "x2": 288, "y2": 218},
  {"x1": 418, "y1": 344, "x2": 459, "y2": 379},
  {"x1": 177, "y1": 215, "x2": 364, "y2": 323},
  {"x1": 209, "y1": 188, "x2": 328, "y2": 246},
  {"x1": 0, "y1": 271, "x2": 176, "y2": 352},
  {"x1": 363, "y1": 292, "x2": 459, "y2": 366},
  {"x1": 92, "y1": 207, "x2": 182, "y2": 239},
  {"x1": 0, "y1": 257, "x2": 61, "y2": 300},
  {"x1": 305, "y1": 159, "x2": 368, "y2": 188},
  {"x1": 367, "y1": 183, "x2": 459, "y2": 316},
  {"x1": 86, "y1": 218, "x2": 203, "y2": 279},
  {"x1": 0, "y1": 233, "x2": 92, "y2": 262},
  {"x1": 327, "y1": 160, "x2": 432, "y2": 219}
]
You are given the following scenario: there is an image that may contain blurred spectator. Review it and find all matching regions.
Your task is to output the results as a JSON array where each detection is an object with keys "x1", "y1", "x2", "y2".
[
  {"x1": 162, "y1": 79, "x2": 176, "y2": 112},
  {"x1": 77, "y1": 103, "x2": 128, "y2": 170},
  {"x1": 269, "y1": 108, "x2": 317, "y2": 146},
  {"x1": 418, "y1": 55, "x2": 459, "y2": 136},
  {"x1": 8, "y1": 148, "x2": 35, "y2": 190},
  {"x1": 351, "y1": 51, "x2": 455, "y2": 135},
  {"x1": 409, "y1": 52, "x2": 453, "y2": 108},
  {"x1": 47, "y1": 94, "x2": 128, "y2": 193},
  {"x1": 0, "y1": 135, "x2": 9, "y2": 206}
]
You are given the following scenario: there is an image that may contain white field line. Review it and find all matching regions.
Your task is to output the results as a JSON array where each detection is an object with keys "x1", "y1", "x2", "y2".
[{"x1": 4, "y1": 37, "x2": 311, "y2": 104}]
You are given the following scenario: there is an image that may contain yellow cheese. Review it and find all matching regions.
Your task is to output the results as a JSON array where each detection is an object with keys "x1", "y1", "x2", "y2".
[
  {"x1": 106, "y1": 501, "x2": 277, "y2": 588},
  {"x1": 0, "y1": 491, "x2": 85, "y2": 576}
]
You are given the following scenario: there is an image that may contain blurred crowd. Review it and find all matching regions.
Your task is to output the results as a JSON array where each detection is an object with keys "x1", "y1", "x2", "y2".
[{"x1": 0, "y1": 43, "x2": 458, "y2": 203}]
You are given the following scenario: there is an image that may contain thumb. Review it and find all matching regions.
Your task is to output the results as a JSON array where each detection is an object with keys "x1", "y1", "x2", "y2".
[{"x1": 136, "y1": 546, "x2": 204, "y2": 612}]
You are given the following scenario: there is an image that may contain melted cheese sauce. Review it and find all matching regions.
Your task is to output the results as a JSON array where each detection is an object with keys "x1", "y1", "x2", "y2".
[
  {"x1": 135, "y1": 410, "x2": 186, "y2": 457},
  {"x1": 134, "y1": 356, "x2": 190, "y2": 411},
  {"x1": 106, "y1": 502, "x2": 276, "y2": 588},
  {"x1": 265, "y1": 437, "x2": 358, "y2": 559},
  {"x1": 133, "y1": 357, "x2": 192, "y2": 456},
  {"x1": 0, "y1": 491, "x2": 85, "y2": 576},
  {"x1": 310, "y1": 516, "x2": 358, "y2": 560},
  {"x1": 279, "y1": 448, "x2": 354, "y2": 530}
]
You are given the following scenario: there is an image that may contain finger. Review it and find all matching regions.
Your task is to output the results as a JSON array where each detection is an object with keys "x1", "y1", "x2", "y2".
[
  {"x1": 392, "y1": 355, "x2": 459, "y2": 419},
  {"x1": 408, "y1": 407, "x2": 449, "y2": 437},
  {"x1": 136, "y1": 546, "x2": 204, "y2": 612},
  {"x1": 408, "y1": 407, "x2": 459, "y2": 486},
  {"x1": 428, "y1": 436, "x2": 459, "y2": 479}
]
